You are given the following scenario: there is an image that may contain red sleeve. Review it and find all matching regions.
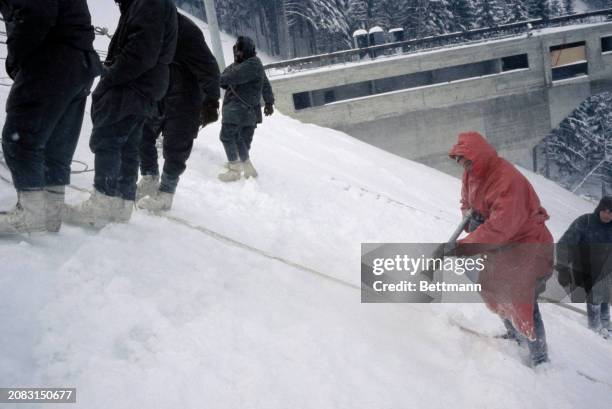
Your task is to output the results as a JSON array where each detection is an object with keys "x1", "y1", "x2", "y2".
[{"x1": 459, "y1": 177, "x2": 527, "y2": 245}]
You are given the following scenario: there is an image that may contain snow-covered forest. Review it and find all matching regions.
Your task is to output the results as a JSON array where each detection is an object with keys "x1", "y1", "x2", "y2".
[
  {"x1": 177, "y1": 0, "x2": 601, "y2": 57},
  {"x1": 536, "y1": 93, "x2": 612, "y2": 198}
]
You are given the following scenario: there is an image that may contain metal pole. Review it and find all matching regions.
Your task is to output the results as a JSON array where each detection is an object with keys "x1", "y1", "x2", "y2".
[{"x1": 202, "y1": 0, "x2": 226, "y2": 71}]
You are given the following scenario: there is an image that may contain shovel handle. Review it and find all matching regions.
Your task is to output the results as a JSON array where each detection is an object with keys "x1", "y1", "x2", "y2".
[
  {"x1": 422, "y1": 209, "x2": 474, "y2": 281},
  {"x1": 448, "y1": 208, "x2": 474, "y2": 244}
]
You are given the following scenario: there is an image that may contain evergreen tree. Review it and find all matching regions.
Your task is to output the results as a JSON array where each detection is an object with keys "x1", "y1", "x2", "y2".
[
  {"x1": 527, "y1": 0, "x2": 550, "y2": 19},
  {"x1": 592, "y1": 0, "x2": 612, "y2": 9},
  {"x1": 474, "y1": 0, "x2": 504, "y2": 28},
  {"x1": 504, "y1": 0, "x2": 529, "y2": 23},
  {"x1": 216, "y1": 0, "x2": 259, "y2": 31},
  {"x1": 563, "y1": 0, "x2": 574, "y2": 14},
  {"x1": 284, "y1": 0, "x2": 352, "y2": 52},
  {"x1": 371, "y1": 0, "x2": 411, "y2": 30},
  {"x1": 425, "y1": 0, "x2": 453, "y2": 36},
  {"x1": 348, "y1": 0, "x2": 370, "y2": 29},
  {"x1": 405, "y1": 0, "x2": 429, "y2": 38},
  {"x1": 549, "y1": 0, "x2": 563, "y2": 16},
  {"x1": 542, "y1": 92, "x2": 612, "y2": 196},
  {"x1": 448, "y1": 0, "x2": 475, "y2": 31}
]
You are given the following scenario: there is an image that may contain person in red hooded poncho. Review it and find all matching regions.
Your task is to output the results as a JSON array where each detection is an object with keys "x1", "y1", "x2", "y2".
[{"x1": 449, "y1": 131, "x2": 554, "y2": 367}]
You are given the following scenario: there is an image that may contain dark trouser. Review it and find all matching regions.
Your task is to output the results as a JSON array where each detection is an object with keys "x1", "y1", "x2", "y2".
[
  {"x1": 587, "y1": 303, "x2": 610, "y2": 330},
  {"x1": 243, "y1": 125, "x2": 256, "y2": 151},
  {"x1": 2, "y1": 80, "x2": 93, "y2": 190},
  {"x1": 90, "y1": 115, "x2": 146, "y2": 201},
  {"x1": 503, "y1": 303, "x2": 548, "y2": 364},
  {"x1": 586, "y1": 273, "x2": 610, "y2": 330},
  {"x1": 503, "y1": 278, "x2": 548, "y2": 365},
  {"x1": 139, "y1": 108, "x2": 198, "y2": 194},
  {"x1": 220, "y1": 123, "x2": 256, "y2": 162}
]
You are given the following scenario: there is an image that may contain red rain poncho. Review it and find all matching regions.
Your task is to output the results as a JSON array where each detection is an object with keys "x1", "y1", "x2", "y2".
[{"x1": 449, "y1": 132, "x2": 553, "y2": 340}]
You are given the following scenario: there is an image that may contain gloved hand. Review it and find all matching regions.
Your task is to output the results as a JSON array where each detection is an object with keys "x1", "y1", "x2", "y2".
[
  {"x1": 200, "y1": 99, "x2": 220, "y2": 128},
  {"x1": 264, "y1": 102, "x2": 274, "y2": 116},
  {"x1": 5, "y1": 57, "x2": 18, "y2": 80},
  {"x1": 555, "y1": 264, "x2": 572, "y2": 287},
  {"x1": 467, "y1": 211, "x2": 485, "y2": 233}
]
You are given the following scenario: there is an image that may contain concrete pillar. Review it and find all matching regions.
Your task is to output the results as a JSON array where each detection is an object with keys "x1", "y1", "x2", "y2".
[
  {"x1": 202, "y1": 0, "x2": 226, "y2": 71},
  {"x1": 586, "y1": 32, "x2": 604, "y2": 74},
  {"x1": 493, "y1": 58, "x2": 502, "y2": 74}
]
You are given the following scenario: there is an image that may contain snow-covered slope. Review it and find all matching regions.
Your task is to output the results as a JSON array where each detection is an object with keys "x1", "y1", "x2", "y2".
[
  {"x1": 2, "y1": 114, "x2": 611, "y2": 408},
  {"x1": 0, "y1": 3, "x2": 611, "y2": 409}
]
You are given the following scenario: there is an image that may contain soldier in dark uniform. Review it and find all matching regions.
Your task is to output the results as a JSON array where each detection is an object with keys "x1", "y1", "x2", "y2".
[
  {"x1": 218, "y1": 36, "x2": 274, "y2": 182},
  {"x1": 0, "y1": 0, "x2": 102, "y2": 234},
  {"x1": 136, "y1": 13, "x2": 220, "y2": 212},
  {"x1": 64, "y1": 0, "x2": 178, "y2": 228},
  {"x1": 556, "y1": 196, "x2": 612, "y2": 338}
]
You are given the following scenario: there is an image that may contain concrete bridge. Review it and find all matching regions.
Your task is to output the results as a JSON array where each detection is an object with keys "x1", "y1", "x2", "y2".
[{"x1": 267, "y1": 13, "x2": 612, "y2": 175}]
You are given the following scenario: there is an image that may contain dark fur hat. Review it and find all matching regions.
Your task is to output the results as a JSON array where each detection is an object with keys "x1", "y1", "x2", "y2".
[
  {"x1": 235, "y1": 36, "x2": 256, "y2": 59},
  {"x1": 595, "y1": 196, "x2": 612, "y2": 214}
]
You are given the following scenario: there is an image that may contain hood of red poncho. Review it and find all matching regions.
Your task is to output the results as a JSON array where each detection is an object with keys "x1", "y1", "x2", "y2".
[{"x1": 449, "y1": 132, "x2": 498, "y2": 179}]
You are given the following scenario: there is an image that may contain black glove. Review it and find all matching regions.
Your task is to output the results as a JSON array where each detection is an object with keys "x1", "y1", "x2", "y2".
[
  {"x1": 467, "y1": 212, "x2": 485, "y2": 232},
  {"x1": 264, "y1": 102, "x2": 274, "y2": 116},
  {"x1": 555, "y1": 265, "x2": 572, "y2": 287},
  {"x1": 5, "y1": 56, "x2": 18, "y2": 80},
  {"x1": 200, "y1": 99, "x2": 219, "y2": 128},
  {"x1": 573, "y1": 271, "x2": 584, "y2": 288}
]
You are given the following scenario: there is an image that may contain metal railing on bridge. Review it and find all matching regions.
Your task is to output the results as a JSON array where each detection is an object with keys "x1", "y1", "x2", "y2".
[{"x1": 264, "y1": 8, "x2": 612, "y2": 77}]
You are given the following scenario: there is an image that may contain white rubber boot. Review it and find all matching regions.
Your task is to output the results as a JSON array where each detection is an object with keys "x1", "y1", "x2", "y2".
[
  {"x1": 45, "y1": 185, "x2": 65, "y2": 233},
  {"x1": 218, "y1": 161, "x2": 242, "y2": 182},
  {"x1": 242, "y1": 159, "x2": 258, "y2": 179},
  {"x1": 112, "y1": 198, "x2": 134, "y2": 223},
  {"x1": 137, "y1": 191, "x2": 174, "y2": 212},
  {"x1": 0, "y1": 190, "x2": 46, "y2": 234},
  {"x1": 136, "y1": 174, "x2": 160, "y2": 201},
  {"x1": 63, "y1": 189, "x2": 122, "y2": 228}
]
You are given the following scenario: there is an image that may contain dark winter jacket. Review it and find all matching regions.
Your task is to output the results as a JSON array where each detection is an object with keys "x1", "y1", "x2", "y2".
[
  {"x1": 254, "y1": 73, "x2": 275, "y2": 124},
  {"x1": 449, "y1": 131, "x2": 554, "y2": 341},
  {"x1": 0, "y1": 0, "x2": 102, "y2": 108},
  {"x1": 92, "y1": 0, "x2": 178, "y2": 126},
  {"x1": 556, "y1": 211, "x2": 612, "y2": 300},
  {"x1": 220, "y1": 56, "x2": 266, "y2": 125},
  {"x1": 170, "y1": 14, "x2": 220, "y2": 105},
  {"x1": 153, "y1": 13, "x2": 220, "y2": 134}
]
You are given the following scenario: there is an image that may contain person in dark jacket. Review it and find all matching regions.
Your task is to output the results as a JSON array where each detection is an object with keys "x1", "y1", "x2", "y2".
[
  {"x1": 218, "y1": 36, "x2": 274, "y2": 182},
  {"x1": 64, "y1": 0, "x2": 178, "y2": 227},
  {"x1": 556, "y1": 196, "x2": 612, "y2": 338},
  {"x1": 235, "y1": 72, "x2": 274, "y2": 178},
  {"x1": 136, "y1": 13, "x2": 220, "y2": 212},
  {"x1": 0, "y1": 0, "x2": 102, "y2": 234}
]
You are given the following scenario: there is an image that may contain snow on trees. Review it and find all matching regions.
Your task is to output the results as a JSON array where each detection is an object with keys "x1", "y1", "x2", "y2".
[{"x1": 538, "y1": 92, "x2": 612, "y2": 198}]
